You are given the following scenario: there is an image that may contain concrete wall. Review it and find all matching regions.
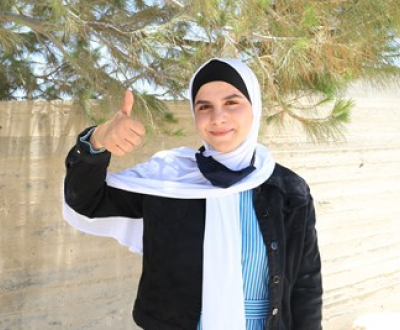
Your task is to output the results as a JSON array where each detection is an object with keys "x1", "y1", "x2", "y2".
[{"x1": 1, "y1": 86, "x2": 400, "y2": 329}]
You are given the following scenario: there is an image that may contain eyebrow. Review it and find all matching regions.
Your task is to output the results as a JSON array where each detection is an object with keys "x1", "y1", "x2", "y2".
[
  {"x1": 223, "y1": 93, "x2": 244, "y2": 100},
  {"x1": 194, "y1": 93, "x2": 244, "y2": 107}
]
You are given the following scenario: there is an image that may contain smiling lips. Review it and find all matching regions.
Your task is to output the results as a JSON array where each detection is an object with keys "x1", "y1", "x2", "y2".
[{"x1": 209, "y1": 129, "x2": 234, "y2": 136}]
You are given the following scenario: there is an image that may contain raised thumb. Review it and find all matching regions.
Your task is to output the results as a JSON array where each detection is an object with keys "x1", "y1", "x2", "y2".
[{"x1": 120, "y1": 90, "x2": 134, "y2": 116}]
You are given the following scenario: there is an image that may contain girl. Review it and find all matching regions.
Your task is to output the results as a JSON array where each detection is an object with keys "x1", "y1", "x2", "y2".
[{"x1": 64, "y1": 58, "x2": 323, "y2": 330}]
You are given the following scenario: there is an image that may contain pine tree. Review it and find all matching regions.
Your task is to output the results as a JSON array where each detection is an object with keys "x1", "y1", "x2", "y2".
[{"x1": 1, "y1": 0, "x2": 400, "y2": 139}]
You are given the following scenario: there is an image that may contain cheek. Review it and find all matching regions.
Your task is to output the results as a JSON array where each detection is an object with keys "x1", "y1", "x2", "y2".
[
  {"x1": 241, "y1": 110, "x2": 253, "y2": 131},
  {"x1": 246, "y1": 116, "x2": 253, "y2": 131},
  {"x1": 194, "y1": 116, "x2": 205, "y2": 134}
]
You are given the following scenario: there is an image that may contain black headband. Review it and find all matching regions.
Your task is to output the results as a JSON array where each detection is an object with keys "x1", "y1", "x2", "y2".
[{"x1": 191, "y1": 60, "x2": 251, "y2": 104}]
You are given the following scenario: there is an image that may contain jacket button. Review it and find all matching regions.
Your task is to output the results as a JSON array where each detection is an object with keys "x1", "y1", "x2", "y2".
[
  {"x1": 262, "y1": 209, "x2": 269, "y2": 217},
  {"x1": 272, "y1": 308, "x2": 279, "y2": 316},
  {"x1": 270, "y1": 241, "x2": 278, "y2": 251},
  {"x1": 273, "y1": 275, "x2": 280, "y2": 284}
]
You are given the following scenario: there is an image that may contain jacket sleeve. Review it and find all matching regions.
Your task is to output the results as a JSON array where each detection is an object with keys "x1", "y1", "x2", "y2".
[
  {"x1": 291, "y1": 196, "x2": 323, "y2": 330},
  {"x1": 64, "y1": 127, "x2": 143, "y2": 219}
]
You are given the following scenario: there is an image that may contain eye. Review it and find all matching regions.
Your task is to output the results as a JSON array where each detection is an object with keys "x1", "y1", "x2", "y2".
[
  {"x1": 197, "y1": 104, "x2": 211, "y2": 111},
  {"x1": 226, "y1": 99, "x2": 239, "y2": 106}
]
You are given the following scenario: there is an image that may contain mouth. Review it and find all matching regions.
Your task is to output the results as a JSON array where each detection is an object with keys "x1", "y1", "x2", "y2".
[{"x1": 209, "y1": 129, "x2": 234, "y2": 136}]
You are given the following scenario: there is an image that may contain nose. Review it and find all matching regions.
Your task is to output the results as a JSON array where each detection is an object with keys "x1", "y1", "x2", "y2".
[{"x1": 210, "y1": 106, "x2": 227, "y2": 125}]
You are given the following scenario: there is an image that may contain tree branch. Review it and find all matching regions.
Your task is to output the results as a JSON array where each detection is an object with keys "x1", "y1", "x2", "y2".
[
  {"x1": 0, "y1": 12, "x2": 52, "y2": 31},
  {"x1": 0, "y1": 11, "x2": 109, "y2": 94}
]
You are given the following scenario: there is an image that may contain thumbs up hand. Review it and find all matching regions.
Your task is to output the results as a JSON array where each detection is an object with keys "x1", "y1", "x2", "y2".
[
  {"x1": 120, "y1": 89, "x2": 134, "y2": 117},
  {"x1": 90, "y1": 90, "x2": 146, "y2": 156}
]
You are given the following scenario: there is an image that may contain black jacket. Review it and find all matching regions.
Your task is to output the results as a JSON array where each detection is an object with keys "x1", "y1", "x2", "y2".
[{"x1": 64, "y1": 129, "x2": 323, "y2": 330}]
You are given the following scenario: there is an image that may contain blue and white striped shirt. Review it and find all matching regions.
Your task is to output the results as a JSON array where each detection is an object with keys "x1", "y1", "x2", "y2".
[{"x1": 198, "y1": 190, "x2": 269, "y2": 329}]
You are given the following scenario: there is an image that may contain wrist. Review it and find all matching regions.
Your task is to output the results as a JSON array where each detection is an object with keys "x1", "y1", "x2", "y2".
[{"x1": 90, "y1": 126, "x2": 105, "y2": 150}]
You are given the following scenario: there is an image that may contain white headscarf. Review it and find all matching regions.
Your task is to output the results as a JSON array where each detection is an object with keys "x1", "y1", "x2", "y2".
[
  {"x1": 189, "y1": 58, "x2": 262, "y2": 171},
  {"x1": 63, "y1": 58, "x2": 275, "y2": 329}
]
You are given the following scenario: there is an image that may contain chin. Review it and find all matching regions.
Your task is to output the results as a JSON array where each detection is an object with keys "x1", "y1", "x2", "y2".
[{"x1": 210, "y1": 145, "x2": 237, "y2": 153}]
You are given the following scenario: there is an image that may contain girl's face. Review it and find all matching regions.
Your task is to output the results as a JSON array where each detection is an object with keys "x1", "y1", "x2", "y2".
[{"x1": 193, "y1": 81, "x2": 253, "y2": 153}]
